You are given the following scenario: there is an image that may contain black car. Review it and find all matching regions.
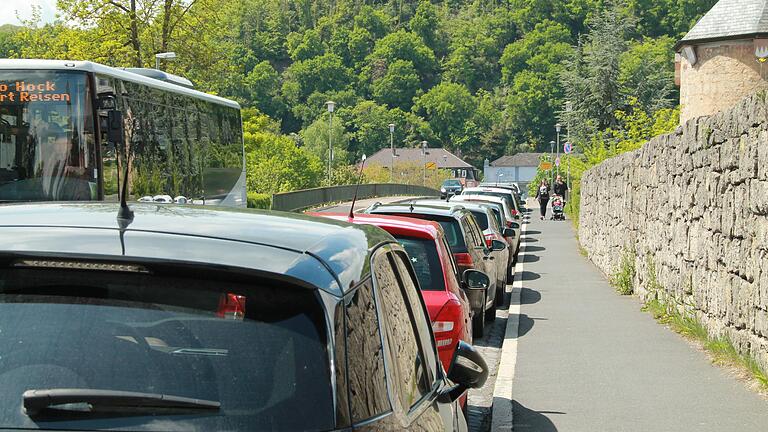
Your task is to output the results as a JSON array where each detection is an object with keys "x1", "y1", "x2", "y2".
[
  {"x1": 440, "y1": 179, "x2": 463, "y2": 199},
  {"x1": 365, "y1": 202, "x2": 503, "y2": 338},
  {"x1": 0, "y1": 203, "x2": 488, "y2": 431}
]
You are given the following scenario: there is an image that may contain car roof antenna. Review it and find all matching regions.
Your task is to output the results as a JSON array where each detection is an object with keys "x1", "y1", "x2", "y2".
[
  {"x1": 348, "y1": 154, "x2": 367, "y2": 219},
  {"x1": 109, "y1": 110, "x2": 133, "y2": 255}
]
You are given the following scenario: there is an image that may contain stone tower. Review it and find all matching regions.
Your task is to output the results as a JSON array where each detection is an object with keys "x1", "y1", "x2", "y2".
[{"x1": 676, "y1": 0, "x2": 768, "y2": 122}]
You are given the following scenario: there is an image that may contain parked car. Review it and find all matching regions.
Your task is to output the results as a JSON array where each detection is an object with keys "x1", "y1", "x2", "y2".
[
  {"x1": 462, "y1": 186, "x2": 523, "y2": 222},
  {"x1": 480, "y1": 182, "x2": 525, "y2": 208},
  {"x1": 365, "y1": 202, "x2": 503, "y2": 337},
  {"x1": 308, "y1": 213, "x2": 472, "y2": 373},
  {"x1": 409, "y1": 199, "x2": 509, "y2": 305},
  {"x1": 0, "y1": 202, "x2": 489, "y2": 431},
  {"x1": 451, "y1": 194, "x2": 521, "y2": 264},
  {"x1": 440, "y1": 179, "x2": 464, "y2": 199}
]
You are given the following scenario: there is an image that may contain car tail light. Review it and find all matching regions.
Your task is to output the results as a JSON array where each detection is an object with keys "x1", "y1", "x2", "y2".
[
  {"x1": 455, "y1": 252, "x2": 473, "y2": 267},
  {"x1": 433, "y1": 300, "x2": 462, "y2": 352},
  {"x1": 484, "y1": 234, "x2": 493, "y2": 248},
  {"x1": 511, "y1": 209, "x2": 519, "y2": 216},
  {"x1": 217, "y1": 293, "x2": 246, "y2": 320},
  {"x1": 505, "y1": 220, "x2": 513, "y2": 228}
]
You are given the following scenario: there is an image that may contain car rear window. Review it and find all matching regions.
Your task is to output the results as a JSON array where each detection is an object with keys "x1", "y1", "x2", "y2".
[
  {"x1": 469, "y1": 210, "x2": 489, "y2": 230},
  {"x1": 394, "y1": 236, "x2": 446, "y2": 292},
  {"x1": 380, "y1": 213, "x2": 468, "y2": 253},
  {"x1": 0, "y1": 264, "x2": 333, "y2": 431},
  {"x1": 443, "y1": 180, "x2": 461, "y2": 187}
]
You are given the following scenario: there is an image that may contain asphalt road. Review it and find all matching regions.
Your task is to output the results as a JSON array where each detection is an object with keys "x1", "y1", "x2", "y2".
[{"x1": 512, "y1": 204, "x2": 768, "y2": 431}]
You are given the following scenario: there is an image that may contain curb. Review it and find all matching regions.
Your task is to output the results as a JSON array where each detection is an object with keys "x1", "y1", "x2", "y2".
[{"x1": 490, "y1": 210, "x2": 527, "y2": 430}]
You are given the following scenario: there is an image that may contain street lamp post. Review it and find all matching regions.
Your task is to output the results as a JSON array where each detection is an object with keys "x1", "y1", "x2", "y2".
[
  {"x1": 565, "y1": 101, "x2": 573, "y2": 200},
  {"x1": 326, "y1": 101, "x2": 336, "y2": 185},
  {"x1": 555, "y1": 123, "x2": 562, "y2": 178},
  {"x1": 389, "y1": 123, "x2": 395, "y2": 183},
  {"x1": 421, "y1": 141, "x2": 428, "y2": 186},
  {"x1": 549, "y1": 140, "x2": 555, "y2": 186},
  {"x1": 155, "y1": 52, "x2": 176, "y2": 70}
]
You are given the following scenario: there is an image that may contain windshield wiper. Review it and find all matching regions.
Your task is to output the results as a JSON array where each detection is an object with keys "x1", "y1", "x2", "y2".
[{"x1": 23, "y1": 389, "x2": 220, "y2": 416}]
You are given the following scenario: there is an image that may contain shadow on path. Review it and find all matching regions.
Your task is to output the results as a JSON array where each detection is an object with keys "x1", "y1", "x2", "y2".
[
  {"x1": 513, "y1": 401, "x2": 560, "y2": 432},
  {"x1": 520, "y1": 288, "x2": 541, "y2": 305},
  {"x1": 520, "y1": 254, "x2": 540, "y2": 264},
  {"x1": 517, "y1": 271, "x2": 540, "y2": 281},
  {"x1": 516, "y1": 314, "x2": 544, "y2": 338},
  {"x1": 521, "y1": 237, "x2": 538, "y2": 243},
  {"x1": 526, "y1": 230, "x2": 542, "y2": 235},
  {"x1": 524, "y1": 245, "x2": 546, "y2": 253}
]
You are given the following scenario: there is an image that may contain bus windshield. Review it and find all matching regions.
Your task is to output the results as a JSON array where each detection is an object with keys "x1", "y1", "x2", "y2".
[{"x1": 0, "y1": 70, "x2": 96, "y2": 202}]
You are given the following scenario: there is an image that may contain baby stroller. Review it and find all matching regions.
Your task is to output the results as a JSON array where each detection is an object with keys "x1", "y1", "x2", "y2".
[{"x1": 551, "y1": 195, "x2": 565, "y2": 220}]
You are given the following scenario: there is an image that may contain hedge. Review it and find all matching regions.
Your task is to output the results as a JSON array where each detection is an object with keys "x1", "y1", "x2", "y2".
[{"x1": 247, "y1": 192, "x2": 271, "y2": 209}]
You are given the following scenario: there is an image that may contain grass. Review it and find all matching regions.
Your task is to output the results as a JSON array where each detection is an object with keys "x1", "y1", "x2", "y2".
[
  {"x1": 611, "y1": 249, "x2": 635, "y2": 295},
  {"x1": 642, "y1": 291, "x2": 768, "y2": 391}
]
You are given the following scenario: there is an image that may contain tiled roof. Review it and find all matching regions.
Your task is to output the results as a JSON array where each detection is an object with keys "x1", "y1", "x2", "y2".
[
  {"x1": 490, "y1": 153, "x2": 544, "y2": 167},
  {"x1": 365, "y1": 147, "x2": 474, "y2": 169},
  {"x1": 680, "y1": 0, "x2": 768, "y2": 45}
]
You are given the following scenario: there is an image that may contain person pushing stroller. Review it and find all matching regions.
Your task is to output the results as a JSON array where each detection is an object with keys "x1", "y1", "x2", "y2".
[{"x1": 551, "y1": 175, "x2": 569, "y2": 220}]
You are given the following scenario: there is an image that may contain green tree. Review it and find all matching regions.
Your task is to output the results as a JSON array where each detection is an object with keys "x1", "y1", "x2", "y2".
[
  {"x1": 413, "y1": 82, "x2": 476, "y2": 151},
  {"x1": 287, "y1": 29, "x2": 324, "y2": 61},
  {"x1": 372, "y1": 59, "x2": 421, "y2": 110},
  {"x1": 619, "y1": 36, "x2": 677, "y2": 114},
  {"x1": 365, "y1": 29, "x2": 438, "y2": 87},
  {"x1": 282, "y1": 53, "x2": 353, "y2": 105},
  {"x1": 301, "y1": 115, "x2": 351, "y2": 169},
  {"x1": 410, "y1": 0, "x2": 446, "y2": 55}
]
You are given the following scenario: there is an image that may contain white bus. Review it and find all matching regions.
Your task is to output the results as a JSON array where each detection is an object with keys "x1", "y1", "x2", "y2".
[{"x1": 0, "y1": 60, "x2": 245, "y2": 206}]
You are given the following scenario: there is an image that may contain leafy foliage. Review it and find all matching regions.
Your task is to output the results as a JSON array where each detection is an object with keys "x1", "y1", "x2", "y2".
[{"x1": 13, "y1": 0, "x2": 713, "y2": 195}]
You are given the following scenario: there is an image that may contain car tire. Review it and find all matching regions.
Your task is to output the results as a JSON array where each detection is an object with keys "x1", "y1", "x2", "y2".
[
  {"x1": 484, "y1": 301, "x2": 495, "y2": 322},
  {"x1": 495, "y1": 276, "x2": 506, "y2": 306},
  {"x1": 472, "y1": 305, "x2": 486, "y2": 338}
]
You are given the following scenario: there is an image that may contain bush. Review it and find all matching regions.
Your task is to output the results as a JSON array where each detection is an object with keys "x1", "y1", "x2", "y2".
[
  {"x1": 611, "y1": 249, "x2": 635, "y2": 295},
  {"x1": 247, "y1": 192, "x2": 271, "y2": 209}
]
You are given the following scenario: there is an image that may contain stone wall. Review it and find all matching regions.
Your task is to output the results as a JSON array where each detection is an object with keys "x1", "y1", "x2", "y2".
[
  {"x1": 579, "y1": 92, "x2": 768, "y2": 368},
  {"x1": 680, "y1": 40, "x2": 768, "y2": 123}
]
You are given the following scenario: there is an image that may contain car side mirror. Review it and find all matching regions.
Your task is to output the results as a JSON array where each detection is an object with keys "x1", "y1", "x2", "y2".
[
  {"x1": 462, "y1": 269, "x2": 489, "y2": 290},
  {"x1": 503, "y1": 228, "x2": 515, "y2": 238},
  {"x1": 511, "y1": 222, "x2": 520, "y2": 230},
  {"x1": 440, "y1": 341, "x2": 489, "y2": 401},
  {"x1": 491, "y1": 240, "x2": 506, "y2": 251}
]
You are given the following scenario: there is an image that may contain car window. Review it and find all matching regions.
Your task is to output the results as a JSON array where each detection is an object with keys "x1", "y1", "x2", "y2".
[
  {"x1": 395, "y1": 235, "x2": 446, "y2": 292},
  {"x1": 463, "y1": 215, "x2": 485, "y2": 247},
  {"x1": 494, "y1": 208, "x2": 504, "y2": 228},
  {"x1": 442, "y1": 235, "x2": 460, "y2": 277},
  {"x1": 487, "y1": 209, "x2": 501, "y2": 231},
  {"x1": 0, "y1": 267, "x2": 334, "y2": 431},
  {"x1": 345, "y1": 278, "x2": 391, "y2": 423},
  {"x1": 391, "y1": 251, "x2": 439, "y2": 380},
  {"x1": 371, "y1": 251, "x2": 431, "y2": 412},
  {"x1": 470, "y1": 210, "x2": 489, "y2": 230}
]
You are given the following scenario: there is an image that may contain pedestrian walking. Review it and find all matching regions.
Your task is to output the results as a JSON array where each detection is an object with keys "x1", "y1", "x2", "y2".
[
  {"x1": 553, "y1": 175, "x2": 568, "y2": 202},
  {"x1": 535, "y1": 180, "x2": 550, "y2": 220}
]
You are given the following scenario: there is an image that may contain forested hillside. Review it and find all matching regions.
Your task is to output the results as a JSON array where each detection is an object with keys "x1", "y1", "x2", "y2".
[{"x1": 0, "y1": 0, "x2": 716, "y2": 194}]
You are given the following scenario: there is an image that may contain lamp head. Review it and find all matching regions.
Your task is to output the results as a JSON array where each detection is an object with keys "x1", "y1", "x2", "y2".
[
  {"x1": 326, "y1": 100, "x2": 336, "y2": 113},
  {"x1": 388, "y1": 123, "x2": 395, "y2": 132},
  {"x1": 556, "y1": 123, "x2": 562, "y2": 133}
]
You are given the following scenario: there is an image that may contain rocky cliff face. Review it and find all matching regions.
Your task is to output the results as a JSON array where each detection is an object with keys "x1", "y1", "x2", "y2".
[{"x1": 579, "y1": 92, "x2": 768, "y2": 368}]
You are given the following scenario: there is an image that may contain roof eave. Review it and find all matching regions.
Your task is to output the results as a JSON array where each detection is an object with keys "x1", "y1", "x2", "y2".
[{"x1": 675, "y1": 32, "x2": 768, "y2": 51}]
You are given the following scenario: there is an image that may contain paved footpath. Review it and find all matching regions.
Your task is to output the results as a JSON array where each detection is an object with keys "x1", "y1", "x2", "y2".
[{"x1": 510, "y1": 203, "x2": 768, "y2": 431}]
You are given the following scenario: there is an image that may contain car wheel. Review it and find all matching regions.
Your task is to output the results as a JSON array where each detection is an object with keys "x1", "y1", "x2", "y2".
[
  {"x1": 472, "y1": 307, "x2": 485, "y2": 338},
  {"x1": 485, "y1": 301, "x2": 495, "y2": 322},
  {"x1": 495, "y1": 282, "x2": 505, "y2": 307}
]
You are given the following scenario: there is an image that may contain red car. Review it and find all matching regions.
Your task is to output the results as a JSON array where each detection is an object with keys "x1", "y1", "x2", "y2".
[{"x1": 309, "y1": 212, "x2": 472, "y2": 371}]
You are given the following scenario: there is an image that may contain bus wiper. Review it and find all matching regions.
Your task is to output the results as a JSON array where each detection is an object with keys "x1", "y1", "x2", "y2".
[{"x1": 23, "y1": 389, "x2": 220, "y2": 416}]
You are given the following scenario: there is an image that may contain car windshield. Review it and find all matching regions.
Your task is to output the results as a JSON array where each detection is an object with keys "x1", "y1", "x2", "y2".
[
  {"x1": 0, "y1": 266, "x2": 333, "y2": 431},
  {"x1": 443, "y1": 180, "x2": 461, "y2": 187},
  {"x1": 0, "y1": 71, "x2": 97, "y2": 202},
  {"x1": 395, "y1": 236, "x2": 446, "y2": 291}
]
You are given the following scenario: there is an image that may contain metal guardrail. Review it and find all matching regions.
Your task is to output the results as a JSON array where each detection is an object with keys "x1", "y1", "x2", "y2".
[{"x1": 271, "y1": 183, "x2": 440, "y2": 212}]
